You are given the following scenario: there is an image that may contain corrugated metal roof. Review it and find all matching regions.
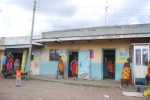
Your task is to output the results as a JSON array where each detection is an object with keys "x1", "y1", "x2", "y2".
[
  {"x1": 0, "y1": 35, "x2": 42, "y2": 45},
  {"x1": 42, "y1": 23, "x2": 150, "y2": 39}
]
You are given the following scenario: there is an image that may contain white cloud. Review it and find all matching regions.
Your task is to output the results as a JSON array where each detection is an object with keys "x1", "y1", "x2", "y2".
[
  {"x1": 0, "y1": 2, "x2": 32, "y2": 37},
  {"x1": 0, "y1": 0, "x2": 150, "y2": 37}
]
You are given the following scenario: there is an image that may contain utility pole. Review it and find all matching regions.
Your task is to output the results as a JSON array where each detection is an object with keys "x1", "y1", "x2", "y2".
[
  {"x1": 28, "y1": 0, "x2": 36, "y2": 79},
  {"x1": 105, "y1": 0, "x2": 108, "y2": 27}
]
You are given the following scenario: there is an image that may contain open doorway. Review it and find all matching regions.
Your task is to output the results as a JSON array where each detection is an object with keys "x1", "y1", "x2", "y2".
[
  {"x1": 12, "y1": 52, "x2": 23, "y2": 69},
  {"x1": 68, "y1": 51, "x2": 78, "y2": 78},
  {"x1": 103, "y1": 49, "x2": 115, "y2": 79}
]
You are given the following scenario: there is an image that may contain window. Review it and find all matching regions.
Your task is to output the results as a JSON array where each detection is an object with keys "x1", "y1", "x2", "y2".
[
  {"x1": 136, "y1": 49, "x2": 141, "y2": 65},
  {"x1": 49, "y1": 49, "x2": 59, "y2": 61},
  {"x1": 142, "y1": 49, "x2": 148, "y2": 66}
]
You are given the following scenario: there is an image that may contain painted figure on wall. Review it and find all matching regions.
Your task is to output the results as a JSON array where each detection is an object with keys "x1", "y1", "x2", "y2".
[
  {"x1": 56, "y1": 56, "x2": 65, "y2": 79},
  {"x1": 145, "y1": 60, "x2": 150, "y2": 84},
  {"x1": 120, "y1": 62, "x2": 131, "y2": 89},
  {"x1": 107, "y1": 58, "x2": 114, "y2": 78},
  {"x1": 70, "y1": 57, "x2": 78, "y2": 79}
]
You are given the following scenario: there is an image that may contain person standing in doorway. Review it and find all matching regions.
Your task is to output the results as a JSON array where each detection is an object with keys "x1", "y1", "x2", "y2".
[
  {"x1": 70, "y1": 57, "x2": 78, "y2": 79},
  {"x1": 107, "y1": 58, "x2": 113, "y2": 78},
  {"x1": 14, "y1": 59, "x2": 20, "y2": 70},
  {"x1": 56, "y1": 56, "x2": 65, "y2": 79}
]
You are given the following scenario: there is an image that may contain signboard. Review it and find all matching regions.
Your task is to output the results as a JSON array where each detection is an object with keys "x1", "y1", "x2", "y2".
[
  {"x1": 119, "y1": 48, "x2": 127, "y2": 63},
  {"x1": 59, "y1": 50, "x2": 67, "y2": 61}
]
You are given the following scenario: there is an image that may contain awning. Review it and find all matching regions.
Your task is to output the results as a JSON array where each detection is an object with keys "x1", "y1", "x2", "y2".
[{"x1": 6, "y1": 44, "x2": 30, "y2": 49}]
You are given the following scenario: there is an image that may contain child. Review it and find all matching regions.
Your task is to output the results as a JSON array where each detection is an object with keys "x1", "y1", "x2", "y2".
[
  {"x1": 14, "y1": 59, "x2": 22, "y2": 87},
  {"x1": 16, "y1": 67, "x2": 22, "y2": 87}
]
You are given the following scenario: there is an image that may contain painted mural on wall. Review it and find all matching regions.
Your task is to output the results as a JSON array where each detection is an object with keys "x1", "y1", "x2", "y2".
[
  {"x1": 21, "y1": 49, "x2": 28, "y2": 72},
  {"x1": 34, "y1": 61, "x2": 39, "y2": 69},
  {"x1": 33, "y1": 52, "x2": 39, "y2": 61},
  {"x1": 31, "y1": 51, "x2": 40, "y2": 75},
  {"x1": 119, "y1": 48, "x2": 127, "y2": 63},
  {"x1": 59, "y1": 50, "x2": 67, "y2": 62}
]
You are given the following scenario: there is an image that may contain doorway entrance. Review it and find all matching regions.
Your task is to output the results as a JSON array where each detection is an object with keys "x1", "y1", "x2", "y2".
[
  {"x1": 103, "y1": 49, "x2": 115, "y2": 79},
  {"x1": 68, "y1": 51, "x2": 78, "y2": 78}
]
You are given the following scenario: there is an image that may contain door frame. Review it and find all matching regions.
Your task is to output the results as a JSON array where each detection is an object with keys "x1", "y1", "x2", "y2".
[
  {"x1": 133, "y1": 44, "x2": 149, "y2": 85},
  {"x1": 102, "y1": 48, "x2": 116, "y2": 79},
  {"x1": 78, "y1": 50, "x2": 90, "y2": 79},
  {"x1": 67, "y1": 51, "x2": 79, "y2": 78}
]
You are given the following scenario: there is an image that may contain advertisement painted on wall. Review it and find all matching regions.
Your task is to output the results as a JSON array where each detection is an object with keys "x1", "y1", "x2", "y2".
[
  {"x1": 119, "y1": 48, "x2": 127, "y2": 63},
  {"x1": 59, "y1": 50, "x2": 67, "y2": 62},
  {"x1": 33, "y1": 51, "x2": 39, "y2": 60}
]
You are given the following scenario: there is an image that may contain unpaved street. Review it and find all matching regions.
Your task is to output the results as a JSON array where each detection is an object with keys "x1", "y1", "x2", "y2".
[{"x1": 0, "y1": 77, "x2": 149, "y2": 100}]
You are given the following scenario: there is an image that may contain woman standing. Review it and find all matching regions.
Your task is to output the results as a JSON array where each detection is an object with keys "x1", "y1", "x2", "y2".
[
  {"x1": 56, "y1": 56, "x2": 65, "y2": 79},
  {"x1": 145, "y1": 60, "x2": 150, "y2": 84},
  {"x1": 6, "y1": 55, "x2": 12, "y2": 70},
  {"x1": 70, "y1": 57, "x2": 78, "y2": 79},
  {"x1": 120, "y1": 62, "x2": 131, "y2": 89}
]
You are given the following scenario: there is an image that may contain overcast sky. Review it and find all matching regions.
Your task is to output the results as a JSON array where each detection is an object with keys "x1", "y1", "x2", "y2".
[{"x1": 0, "y1": 0, "x2": 150, "y2": 37}]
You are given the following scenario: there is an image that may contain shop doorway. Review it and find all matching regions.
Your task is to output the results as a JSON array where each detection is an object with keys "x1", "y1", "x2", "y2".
[
  {"x1": 103, "y1": 49, "x2": 115, "y2": 79},
  {"x1": 12, "y1": 52, "x2": 23, "y2": 69},
  {"x1": 12, "y1": 52, "x2": 23, "y2": 63},
  {"x1": 68, "y1": 51, "x2": 78, "y2": 78}
]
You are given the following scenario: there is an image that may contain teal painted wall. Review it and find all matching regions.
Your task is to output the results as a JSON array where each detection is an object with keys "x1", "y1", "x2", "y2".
[
  {"x1": 39, "y1": 61, "x2": 57, "y2": 76},
  {"x1": 115, "y1": 63, "x2": 124, "y2": 81},
  {"x1": 38, "y1": 61, "x2": 134, "y2": 82},
  {"x1": 90, "y1": 63, "x2": 102, "y2": 80},
  {"x1": 89, "y1": 62, "x2": 125, "y2": 81},
  {"x1": 39, "y1": 61, "x2": 67, "y2": 77}
]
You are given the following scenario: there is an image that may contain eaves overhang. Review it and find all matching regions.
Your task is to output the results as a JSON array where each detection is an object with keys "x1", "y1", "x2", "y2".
[{"x1": 34, "y1": 33, "x2": 150, "y2": 43}]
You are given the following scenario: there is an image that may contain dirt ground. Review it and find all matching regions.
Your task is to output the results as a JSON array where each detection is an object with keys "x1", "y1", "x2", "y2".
[{"x1": 0, "y1": 77, "x2": 149, "y2": 100}]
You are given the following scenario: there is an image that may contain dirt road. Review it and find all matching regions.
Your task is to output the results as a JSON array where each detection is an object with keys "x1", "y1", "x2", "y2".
[{"x1": 0, "y1": 77, "x2": 149, "y2": 100}]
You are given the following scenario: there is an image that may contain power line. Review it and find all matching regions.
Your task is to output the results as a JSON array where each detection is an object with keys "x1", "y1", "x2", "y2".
[
  {"x1": 36, "y1": 2, "x2": 150, "y2": 11},
  {"x1": 36, "y1": 8, "x2": 150, "y2": 17}
]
